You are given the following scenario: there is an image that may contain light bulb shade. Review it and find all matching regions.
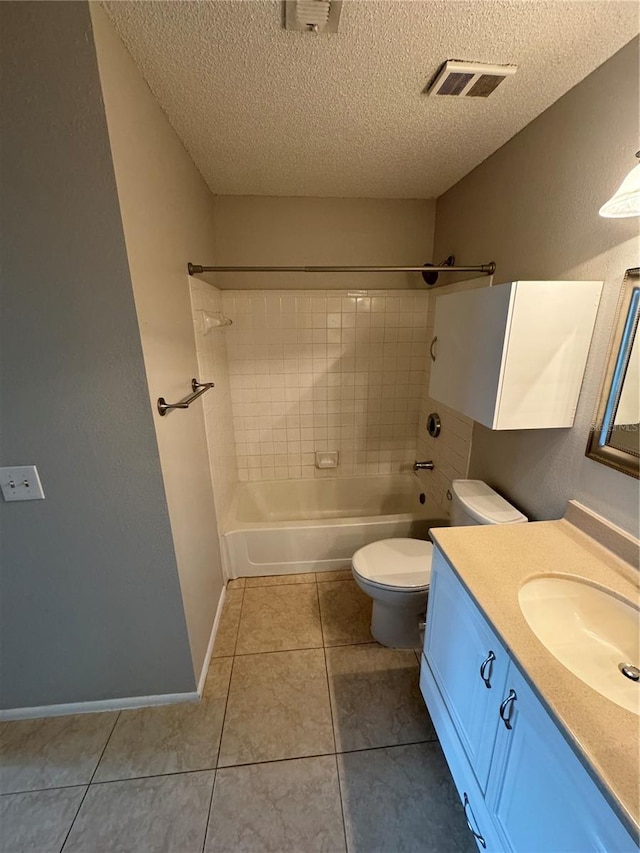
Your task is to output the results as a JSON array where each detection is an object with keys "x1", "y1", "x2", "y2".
[{"x1": 599, "y1": 162, "x2": 640, "y2": 218}]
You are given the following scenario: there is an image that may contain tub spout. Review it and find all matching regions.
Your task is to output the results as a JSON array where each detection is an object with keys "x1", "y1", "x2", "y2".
[{"x1": 413, "y1": 460, "x2": 434, "y2": 471}]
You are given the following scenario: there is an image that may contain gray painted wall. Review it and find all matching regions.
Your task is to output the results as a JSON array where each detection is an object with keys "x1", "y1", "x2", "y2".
[
  {"x1": 434, "y1": 38, "x2": 640, "y2": 536},
  {"x1": 0, "y1": 1, "x2": 195, "y2": 708}
]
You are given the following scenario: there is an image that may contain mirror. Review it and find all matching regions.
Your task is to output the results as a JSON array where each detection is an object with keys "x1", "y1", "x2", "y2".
[{"x1": 586, "y1": 268, "x2": 639, "y2": 478}]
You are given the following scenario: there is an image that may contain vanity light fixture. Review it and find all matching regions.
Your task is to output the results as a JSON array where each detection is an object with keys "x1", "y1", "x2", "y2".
[{"x1": 599, "y1": 151, "x2": 640, "y2": 218}]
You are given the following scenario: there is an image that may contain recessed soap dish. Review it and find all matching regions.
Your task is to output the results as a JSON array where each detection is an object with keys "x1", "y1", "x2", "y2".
[{"x1": 315, "y1": 451, "x2": 339, "y2": 469}]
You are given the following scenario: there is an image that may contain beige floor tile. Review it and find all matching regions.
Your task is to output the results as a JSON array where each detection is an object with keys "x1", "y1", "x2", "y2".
[
  {"x1": 93, "y1": 658, "x2": 233, "y2": 782},
  {"x1": 205, "y1": 756, "x2": 346, "y2": 852},
  {"x1": 318, "y1": 580, "x2": 372, "y2": 646},
  {"x1": 316, "y1": 569, "x2": 353, "y2": 582},
  {"x1": 63, "y1": 771, "x2": 214, "y2": 853},
  {"x1": 0, "y1": 712, "x2": 118, "y2": 794},
  {"x1": 245, "y1": 572, "x2": 315, "y2": 587},
  {"x1": 212, "y1": 589, "x2": 244, "y2": 658},
  {"x1": 338, "y1": 743, "x2": 476, "y2": 853},
  {"x1": 326, "y1": 644, "x2": 436, "y2": 751},
  {"x1": 0, "y1": 785, "x2": 86, "y2": 853},
  {"x1": 226, "y1": 578, "x2": 246, "y2": 590},
  {"x1": 235, "y1": 585, "x2": 322, "y2": 654},
  {"x1": 218, "y1": 649, "x2": 334, "y2": 766}
]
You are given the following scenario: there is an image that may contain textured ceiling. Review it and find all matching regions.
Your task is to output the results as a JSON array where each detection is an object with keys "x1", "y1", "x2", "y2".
[{"x1": 103, "y1": 1, "x2": 639, "y2": 199}]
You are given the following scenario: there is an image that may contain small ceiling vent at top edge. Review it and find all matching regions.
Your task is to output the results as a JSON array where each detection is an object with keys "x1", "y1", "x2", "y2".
[
  {"x1": 284, "y1": 0, "x2": 342, "y2": 33},
  {"x1": 427, "y1": 60, "x2": 517, "y2": 97}
]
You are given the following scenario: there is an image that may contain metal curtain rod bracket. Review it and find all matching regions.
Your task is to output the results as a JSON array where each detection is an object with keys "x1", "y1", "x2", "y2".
[
  {"x1": 187, "y1": 259, "x2": 496, "y2": 286},
  {"x1": 157, "y1": 378, "x2": 214, "y2": 417}
]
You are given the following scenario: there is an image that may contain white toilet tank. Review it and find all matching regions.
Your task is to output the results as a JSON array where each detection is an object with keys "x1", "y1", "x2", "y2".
[{"x1": 451, "y1": 480, "x2": 527, "y2": 526}]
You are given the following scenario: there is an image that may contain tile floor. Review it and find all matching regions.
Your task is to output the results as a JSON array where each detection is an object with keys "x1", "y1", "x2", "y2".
[{"x1": 0, "y1": 571, "x2": 476, "y2": 853}]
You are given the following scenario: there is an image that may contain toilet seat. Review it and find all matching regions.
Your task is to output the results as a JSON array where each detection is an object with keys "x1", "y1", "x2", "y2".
[{"x1": 352, "y1": 538, "x2": 432, "y2": 592}]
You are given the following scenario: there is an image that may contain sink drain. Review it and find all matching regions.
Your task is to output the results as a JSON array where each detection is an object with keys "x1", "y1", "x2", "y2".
[{"x1": 618, "y1": 662, "x2": 640, "y2": 681}]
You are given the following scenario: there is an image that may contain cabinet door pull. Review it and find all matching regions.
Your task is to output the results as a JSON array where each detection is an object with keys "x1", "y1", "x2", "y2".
[
  {"x1": 462, "y1": 793, "x2": 486, "y2": 848},
  {"x1": 499, "y1": 689, "x2": 517, "y2": 730},
  {"x1": 430, "y1": 336, "x2": 438, "y2": 362},
  {"x1": 479, "y1": 650, "x2": 495, "y2": 688}
]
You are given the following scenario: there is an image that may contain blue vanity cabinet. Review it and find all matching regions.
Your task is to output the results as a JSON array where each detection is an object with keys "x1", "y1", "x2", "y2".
[
  {"x1": 424, "y1": 547, "x2": 509, "y2": 792},
  {"x1": 421, "y1": 546, "x2": 638, "y2": 853}
]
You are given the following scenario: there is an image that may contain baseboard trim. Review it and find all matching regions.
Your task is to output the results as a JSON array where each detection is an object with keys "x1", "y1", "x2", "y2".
[
  {"x1": 197, "y1": 586, "x2": 226, "y2": 697},
  {"x1": 0, "y1": 690, "x2": 200, "y2": 722},
  {"x1": 1, "y1": 588, "x2": 228, "y2": 722}
]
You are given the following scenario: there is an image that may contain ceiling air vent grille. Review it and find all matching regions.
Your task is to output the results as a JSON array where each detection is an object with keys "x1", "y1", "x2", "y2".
[
  {"x1": 427, "y1": 61, "x2": 517, "y2": 97},
  {"x1": 285, "y1": 0, "x2": 342, "y2": 33}
]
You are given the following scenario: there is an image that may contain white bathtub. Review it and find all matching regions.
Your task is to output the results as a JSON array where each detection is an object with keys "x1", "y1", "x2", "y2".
[{"x1": 223, "y1": 474, "x2": 448, "y2": 579}]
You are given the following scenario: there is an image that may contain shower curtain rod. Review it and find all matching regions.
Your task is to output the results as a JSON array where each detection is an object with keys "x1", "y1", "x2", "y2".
[{"x1": 187, "y1": 261, "x2": 496, "y2": 279}]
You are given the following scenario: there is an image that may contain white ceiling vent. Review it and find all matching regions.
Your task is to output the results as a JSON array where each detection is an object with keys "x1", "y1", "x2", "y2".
[
  {"x1": 284, "y1": 0, "x2": 342, "y2": 33},
  {"x1": 427, "y1": 60, "x2": 517, "y2": 97}
]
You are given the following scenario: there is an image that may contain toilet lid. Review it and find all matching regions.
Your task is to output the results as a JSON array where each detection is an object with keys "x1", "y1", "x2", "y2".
[{"x1": 352, "y1": 538, "x2": 432, "y2": 590}]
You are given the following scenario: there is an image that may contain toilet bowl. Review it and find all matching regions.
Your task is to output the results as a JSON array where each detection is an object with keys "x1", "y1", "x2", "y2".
[
  {"x1": 353, "y1": 538, "x2": 432, "y2": 648},
  {"x1": 352, "y1": 479, "x2": 527, "y2": 648}
]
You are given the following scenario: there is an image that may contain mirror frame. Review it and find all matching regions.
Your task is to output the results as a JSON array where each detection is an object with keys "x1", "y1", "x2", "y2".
[{"x1": 586, "y1": 267, "x2": 639, "y2": 479}]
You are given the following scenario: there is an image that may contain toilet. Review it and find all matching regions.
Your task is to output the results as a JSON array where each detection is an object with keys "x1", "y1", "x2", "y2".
[{"x1": 352, "y1": 479, "x2": 527, "y2": 648}]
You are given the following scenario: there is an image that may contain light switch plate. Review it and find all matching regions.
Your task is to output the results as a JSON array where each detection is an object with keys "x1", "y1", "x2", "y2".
[{"x1": 0, "y1": 466, "x2": 45, "y2": 501}]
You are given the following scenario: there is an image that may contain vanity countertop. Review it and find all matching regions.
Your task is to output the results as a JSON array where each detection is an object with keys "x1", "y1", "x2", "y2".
[{"x1": 430, "y1": 512, "x2": 640, "y2": 837}]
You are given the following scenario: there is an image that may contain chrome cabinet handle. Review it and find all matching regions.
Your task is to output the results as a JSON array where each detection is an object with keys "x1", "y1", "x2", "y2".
[
  {"x1": 430, "y1": 336, "x2": 438, "y2": 362},
  {"x1": 479, "y1": 650, "x2": 496, "y2": 689},
  {"x1": 499, "y1": 689, "x2": 517, "y2": 730},
  {"x1": 463, "y1": 793, "x2": 486, "y2": 848}
]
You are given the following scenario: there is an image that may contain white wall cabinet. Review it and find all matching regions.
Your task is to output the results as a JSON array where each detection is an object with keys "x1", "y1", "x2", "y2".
[
  {"x1": 421, "y1": 547, "x2": 637, "y2": 852},
  {"x1": 429, "y1": 281, "x2": 602, "y2": 430}
]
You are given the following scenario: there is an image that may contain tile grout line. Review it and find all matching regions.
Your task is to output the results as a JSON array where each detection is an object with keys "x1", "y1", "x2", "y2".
[
  {"x1": 333, "y1": 739, "x2": 440, "y2": 759},
  {"x1": 233, "y1": 641, "x2": 378, "y2": 658},
  {"x1": 213, "y1": 661, "x2": 235, "y2": 770},
  {"x1": 212, "y1": 584, "x2": 247, "y2": 773},
  {"x1": 315, "y1": 581, "x2": 349, "y2": 852},
  {"x1": 318, "y1": 576, "x2": 330, "y2": 649},
  {"x1": 314, "y1": 581, "x2": 335, "y2": 753},
  {"x1": 333, "y1": 752, "x2": 350, "y2": 853},
  {"x1": 200, "y1": 769, "x2": 218, "y2": 853},
  {"x1": 199, "y1": 581, "x2": 245, "y2": 853},
  {"x1": 230, "y1": 586, "x2": 246, "y2": 658},
  {"x1": 0, "y1": 782, "x2": 90, "y2": 797},
  {"x1": 58, "y1": 710, "x2": 121, "y2": 852},
  {"x1": 23, "y1": 734, "x2": 441, "y2": 793},
  {"x1": 243, "y1": 578, "x2": 317, "y2": 589}
]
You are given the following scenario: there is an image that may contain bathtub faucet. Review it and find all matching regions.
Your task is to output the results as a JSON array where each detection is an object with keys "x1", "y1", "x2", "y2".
[{"x1": 413, "y1": 460, "x2": 434, "y2": 471}]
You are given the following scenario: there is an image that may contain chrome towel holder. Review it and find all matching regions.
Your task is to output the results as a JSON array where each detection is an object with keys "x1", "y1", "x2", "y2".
[{"x1": 157, "y1": 378, "x2": 214, "y2": 416}]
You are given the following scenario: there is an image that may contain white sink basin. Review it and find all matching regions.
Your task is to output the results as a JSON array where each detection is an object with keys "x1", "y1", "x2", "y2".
[{"x1": 518, "y1": 575, "x2": 640, "y2": 716}]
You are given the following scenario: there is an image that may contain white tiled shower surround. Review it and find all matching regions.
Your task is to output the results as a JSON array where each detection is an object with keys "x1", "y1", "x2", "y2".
[
  {"x1": 189, "y1": 282, "x2": 472, "y2": 527},
  {"x1": 222, "y1": 290, "x2": 428, "y2": 483},
  {"x1": 189, "y1": 279, "x2": 238, "y2": 531}
]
